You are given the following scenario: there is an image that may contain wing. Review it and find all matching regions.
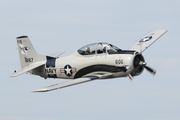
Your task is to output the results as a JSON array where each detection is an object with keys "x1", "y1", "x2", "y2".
[
  {"x1": 10, "y1": 61, "x2": 46, "y2": 77},
  {"x1": 33, "y1": 73, "x2": 112, "y2": 92},
  {"x1": 128, "y1": 29, "x2": 167, "y2": 53}
]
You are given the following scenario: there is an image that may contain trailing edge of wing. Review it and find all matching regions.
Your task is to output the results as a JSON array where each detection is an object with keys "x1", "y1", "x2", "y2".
[
  {"x1": 33, "y1": 73, "x2": 112, "y2": 92},
  {"x1": 128, "y1": 29, "x2": 167, "y2": 53},
  {"x1": 10, "y1": 61, "x2": 46, "y2": 77}
]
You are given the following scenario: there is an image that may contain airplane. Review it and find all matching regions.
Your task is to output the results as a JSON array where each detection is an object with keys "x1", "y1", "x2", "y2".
[{"x1": 10, "y1": 29, "x2": 167, "y2": 92}]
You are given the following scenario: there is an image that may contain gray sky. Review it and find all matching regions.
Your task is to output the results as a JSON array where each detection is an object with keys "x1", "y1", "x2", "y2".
[{"x1": 1, "y1": 0, "x2": 180, "y2": 120}]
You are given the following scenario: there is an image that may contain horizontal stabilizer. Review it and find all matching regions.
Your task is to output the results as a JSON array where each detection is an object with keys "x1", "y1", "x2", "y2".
[
  {"x1": 33, "y1": 73, "x2": 112, "y2": 92},
  {"x1": 50, "y1": 51, "x2": 65, "y2": 58},
  {"x1": 10, "y1": 61, "x2": 46, "y2": 77}
]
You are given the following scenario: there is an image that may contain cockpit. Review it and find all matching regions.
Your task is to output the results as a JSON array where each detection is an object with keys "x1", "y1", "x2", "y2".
[{"x1": 77, "y1": 42, "x2": 122, "y2": 55}]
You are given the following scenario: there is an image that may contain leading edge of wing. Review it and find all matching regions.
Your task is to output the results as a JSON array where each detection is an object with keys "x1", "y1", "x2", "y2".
[{"x1": 33, "y1": 73, "x2": 112, "y2": 92}]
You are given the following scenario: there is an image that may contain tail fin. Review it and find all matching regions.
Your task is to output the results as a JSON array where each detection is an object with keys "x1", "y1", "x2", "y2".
[{"x1": 17, "y1": 36, "x2": 45, "y2": 68}]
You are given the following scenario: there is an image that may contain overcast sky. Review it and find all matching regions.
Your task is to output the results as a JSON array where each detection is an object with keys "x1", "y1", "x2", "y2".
[{"x1": 1, "y1": 0, "x2": 180, "y2": 120}]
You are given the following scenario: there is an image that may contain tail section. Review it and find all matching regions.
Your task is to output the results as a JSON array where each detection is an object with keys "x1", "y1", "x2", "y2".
[{"x1": 17, "y1": 36, "x2": 45, "y2": 68}]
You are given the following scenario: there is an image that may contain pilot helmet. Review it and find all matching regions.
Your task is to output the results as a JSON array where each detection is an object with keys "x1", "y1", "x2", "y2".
[{"x1": 86, "y1": 47, "x2": 90, "y2": 51}]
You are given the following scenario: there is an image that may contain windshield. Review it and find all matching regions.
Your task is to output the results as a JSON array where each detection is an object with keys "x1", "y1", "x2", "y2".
[{"x1": 109, "y1": 44, "x2": 121, "y2": 51}]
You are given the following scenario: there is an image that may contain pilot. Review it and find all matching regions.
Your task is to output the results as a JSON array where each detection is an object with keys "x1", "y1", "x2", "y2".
[
  {"x1": 103, "y1": 46, "x2": 106, "y2": 53},
  {"x1": 85, "y1": 47, "x2": 90, "y2": 55}
]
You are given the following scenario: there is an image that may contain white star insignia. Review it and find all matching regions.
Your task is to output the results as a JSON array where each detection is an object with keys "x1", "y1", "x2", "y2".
[{"x1": 65, "y1": 65, "x2": 71, "y2": 75}]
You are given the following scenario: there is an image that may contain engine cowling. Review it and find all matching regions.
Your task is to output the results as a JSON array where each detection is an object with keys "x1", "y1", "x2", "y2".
[{"x1": 131, "y1": 54, "x2": 145, "y2": 76}]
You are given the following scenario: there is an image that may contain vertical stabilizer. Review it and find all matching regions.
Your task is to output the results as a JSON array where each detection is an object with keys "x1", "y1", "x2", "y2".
[{"x1": 16, "y1": 36, "x2": 45, "y2": 68}]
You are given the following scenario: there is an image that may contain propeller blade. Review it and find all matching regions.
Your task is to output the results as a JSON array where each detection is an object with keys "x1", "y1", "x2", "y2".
[
  {"x1": 144, "y1": 66, "x2": 156, "y2": 75},
  {"x1": 128, "y1": 74, "x2": 133, "y2": 80}
]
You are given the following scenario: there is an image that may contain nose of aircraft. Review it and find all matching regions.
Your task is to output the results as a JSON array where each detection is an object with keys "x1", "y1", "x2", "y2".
[{"x1": 132, "y1": 54, "x2": 156, "y2": 76}]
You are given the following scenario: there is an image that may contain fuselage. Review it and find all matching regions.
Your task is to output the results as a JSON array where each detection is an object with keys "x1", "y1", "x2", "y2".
[
  {"x1": 30, "y1": 42, "x2": 144, "y2": 80},
  {"x1": 34, "y1": 50, "x2": 137, "y2": 79}
]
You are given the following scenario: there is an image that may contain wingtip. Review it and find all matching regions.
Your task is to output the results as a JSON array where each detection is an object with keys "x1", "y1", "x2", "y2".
[
  {"x1": 153, "y1": 29, "x2": 168, "y2": 33},
  {"x1": 9, "y1": 74, "x2": 16, "y2": 77},
  {"x1": 163, "y1": 29, "x2": 168, "y2": 32},
  {"x1": 32, "y1": 88, "x2": 49, "y2": 92}
]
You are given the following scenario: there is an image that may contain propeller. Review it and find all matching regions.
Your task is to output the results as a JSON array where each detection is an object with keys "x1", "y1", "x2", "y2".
[
  {"x1": 134, "y1": 59, "x2": 156, "y2": 75},
  {"x1": 131, "y1": 54, "x2": 156, "y2": 78},
  {"x1": 144, "y1": 65, "x2": 156, "y2": 75}
]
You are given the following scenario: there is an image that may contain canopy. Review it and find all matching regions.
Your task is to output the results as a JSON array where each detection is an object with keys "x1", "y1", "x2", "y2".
[{"x1": 77, "y1": 42, "x2": 121, "y2": 55}]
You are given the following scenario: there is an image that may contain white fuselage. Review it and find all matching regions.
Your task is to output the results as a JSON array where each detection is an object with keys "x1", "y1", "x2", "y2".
[{"x1": 41, "y1": 51, "x2": 135, "y2": 79}]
